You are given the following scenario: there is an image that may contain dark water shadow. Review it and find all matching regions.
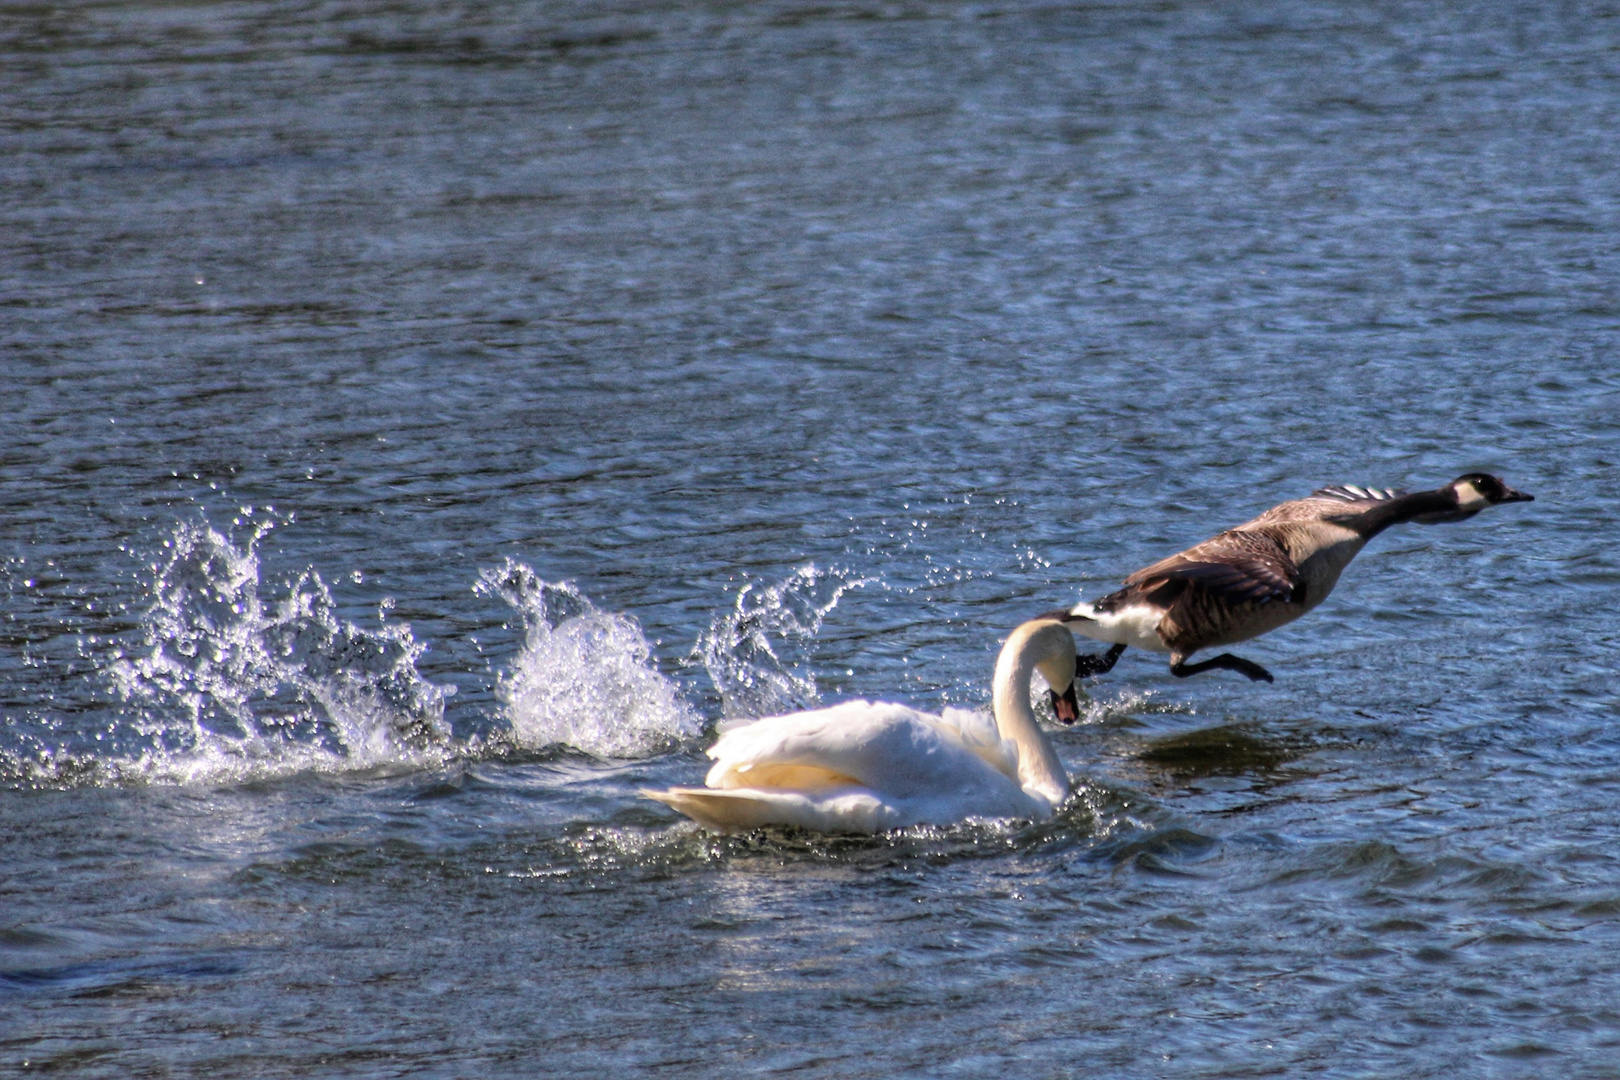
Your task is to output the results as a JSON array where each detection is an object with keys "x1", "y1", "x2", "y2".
[
  {"x1": 1137, "y1": 721, "x2": 1313, "y2": 779},
  {"x1": 1118, "y1": 720, "x2": 1327, "y2": 814}
]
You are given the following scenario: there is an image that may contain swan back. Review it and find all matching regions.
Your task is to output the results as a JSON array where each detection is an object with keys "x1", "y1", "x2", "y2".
[{"x1": 705, "y1": 700, "x2": 1024, "y2": 801}]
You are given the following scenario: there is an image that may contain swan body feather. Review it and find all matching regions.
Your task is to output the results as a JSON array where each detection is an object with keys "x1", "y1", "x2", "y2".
[{"x1": 645, "y1": 619, "x2": 1078, "y2": 833}]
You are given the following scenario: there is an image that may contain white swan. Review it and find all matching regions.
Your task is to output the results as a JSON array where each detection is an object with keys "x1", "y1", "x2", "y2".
[{"x1": 643, "y1": 618, "x2": 1080, "y2": 833}]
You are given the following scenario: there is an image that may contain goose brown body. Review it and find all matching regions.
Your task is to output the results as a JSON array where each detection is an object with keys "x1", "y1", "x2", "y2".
[{"x1": 1063, "y1": 474, "x2": 1533, "y2": 682}]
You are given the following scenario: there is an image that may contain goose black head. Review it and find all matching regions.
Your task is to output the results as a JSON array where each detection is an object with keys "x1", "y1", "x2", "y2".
[
  {"x1": 1414, "y1": 473, "x2": 1534, "y2": 523},
  {"x1": 1453, "y1": 472, "x2": 1533, "y2": 506}
]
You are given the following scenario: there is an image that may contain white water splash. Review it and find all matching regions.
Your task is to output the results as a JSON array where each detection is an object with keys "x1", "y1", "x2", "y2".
[
  {"x1": 696, "y1": 564, "x2": 871, "y2": 721},
  {"x1": 475, "y1": 560, "x2": 700, "y2": 758},
  {"x1": 106, "y1": 519, "x2": 452, "y2": 783}
]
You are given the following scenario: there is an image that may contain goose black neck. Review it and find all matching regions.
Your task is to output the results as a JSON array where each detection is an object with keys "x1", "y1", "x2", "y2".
[{"x1": 1361, "y1": 487, "x2": 1459, "y2": 537}]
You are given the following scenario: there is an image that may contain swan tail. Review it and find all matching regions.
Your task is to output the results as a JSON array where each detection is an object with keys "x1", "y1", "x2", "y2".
[
  {"x1": 642, "y1": 786, "x2": 893, "y2": 834},
  {"x1": 642, "y1": 787, "x2": 806, "y2": 833}
]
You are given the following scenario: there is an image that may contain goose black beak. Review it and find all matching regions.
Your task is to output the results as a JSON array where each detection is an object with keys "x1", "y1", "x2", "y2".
[{"x1": 1502, "y1": 487, "x2": 1534, "y2": 503}]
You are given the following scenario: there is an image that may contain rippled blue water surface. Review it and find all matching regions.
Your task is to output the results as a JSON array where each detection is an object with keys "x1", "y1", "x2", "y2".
[{"x1": 4, "y1": 1, "x2": 1619, "y2": 1075}]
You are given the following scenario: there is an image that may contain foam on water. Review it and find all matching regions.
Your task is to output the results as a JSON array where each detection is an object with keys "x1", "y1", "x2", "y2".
[
  {"x1": 99, "y1": 517, "x2": 454, "y2": 784},
  {"x1": 696, "y1": 564, "x2": 871, "y2": 722},
  {"x1": 499, "y1": 803, "x2": 1113, "y2": 881},
  {"x1": 474, "y1": 559, "x2": 701, "y2": 758}
]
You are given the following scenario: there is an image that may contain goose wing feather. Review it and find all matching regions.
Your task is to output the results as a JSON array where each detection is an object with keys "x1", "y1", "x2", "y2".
[
  {"x1": 1311, "y1": 483, "x2": 1405, "y2": 503},
  {"x1": 1117, "y1": 531, "x2": 1300, "y2": 606}
]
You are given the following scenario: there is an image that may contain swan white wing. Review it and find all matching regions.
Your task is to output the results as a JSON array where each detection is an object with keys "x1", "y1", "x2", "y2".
[
  {"x1": 934, "y1": 705, "x2": 1021, "y2": 779},
  {"x1": 704, "y1": 700, "x2": 1036, "y2": 816},
  {"x1": 644, "y1": 786, "x2": 905, "y2": 833}
]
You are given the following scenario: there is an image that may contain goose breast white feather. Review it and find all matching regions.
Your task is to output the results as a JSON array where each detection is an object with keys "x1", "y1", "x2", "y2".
[{"x1": 1067, "y1": 601, "x2": 1173, "y2": 653}]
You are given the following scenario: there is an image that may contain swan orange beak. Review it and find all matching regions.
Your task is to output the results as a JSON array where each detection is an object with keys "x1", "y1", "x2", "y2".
[{"x1": 1048, "y1": 685, "x2": 1081, "y2": 725}]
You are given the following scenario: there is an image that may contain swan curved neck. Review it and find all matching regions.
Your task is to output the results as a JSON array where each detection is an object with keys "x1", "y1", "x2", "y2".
[{"x1": 991, "y1": 621, "x2": 1073, "y2": 807}]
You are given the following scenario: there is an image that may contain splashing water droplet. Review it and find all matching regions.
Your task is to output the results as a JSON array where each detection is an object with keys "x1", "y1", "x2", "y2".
[
  {"x1": 473, "y1": 559, "x2": 699, "y2": 758},
  {"x1": 104, "y1": 519, "x2": 452, "y2": 783},
  {"x1": 696, "y1": 564, "x2": 872, "y2": 720}
]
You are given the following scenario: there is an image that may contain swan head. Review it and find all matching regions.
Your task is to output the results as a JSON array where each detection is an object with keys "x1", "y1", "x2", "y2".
[
  {"x1": 1018, "y1": 619, "x2": 1080, "y2": 724},
  {"x1": 1414, "y1": 473, "x2": 1534, "y2": 524},
  {"x1": 1025, "y1": 611, "x2": 1089, "y2": 722}
]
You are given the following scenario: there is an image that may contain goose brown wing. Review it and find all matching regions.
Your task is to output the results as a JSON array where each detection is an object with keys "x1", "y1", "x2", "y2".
[{"x1": 1119, "y1": 530, "x2": 1301, "y2": 606}]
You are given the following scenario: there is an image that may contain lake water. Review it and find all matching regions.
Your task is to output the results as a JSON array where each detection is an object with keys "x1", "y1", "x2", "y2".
[{"x1": 4, "y1": 1, "x2": 1619, "y2": 1076}]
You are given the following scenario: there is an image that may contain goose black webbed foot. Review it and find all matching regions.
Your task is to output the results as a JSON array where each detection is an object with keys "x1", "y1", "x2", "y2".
[
  {"x1": 1169, "y1": 653, "x2": 1275, "y2": 683},
  {"x1": 1075, "y1": 643, "x2": 1126, "y2": 678}
]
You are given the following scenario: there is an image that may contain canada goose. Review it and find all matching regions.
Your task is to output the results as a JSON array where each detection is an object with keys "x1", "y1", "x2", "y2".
[
  {"x1": 1049, "y1": 473, "x2": 1533, "y2": 686},
  {"x1": 643, "y1": 618, "x2": 1078, "y2": 833}
]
